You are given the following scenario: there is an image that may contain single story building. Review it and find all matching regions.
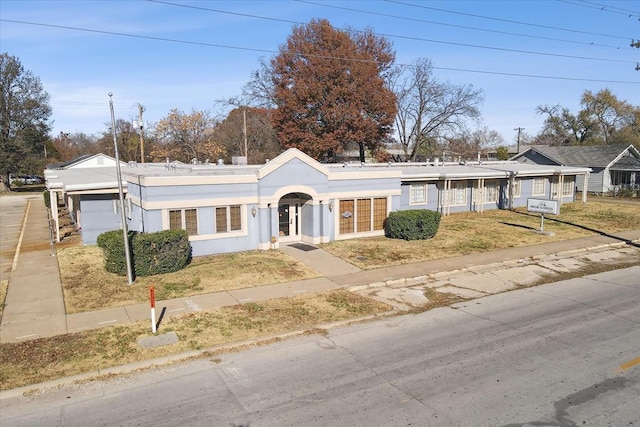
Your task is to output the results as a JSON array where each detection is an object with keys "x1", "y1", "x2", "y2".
[
  {"x1": 511, "y1": 144, "x2": 640, "y2": 195},
  {"x1": 46, "y1": 148, "x2": 590, "y2": 257}
]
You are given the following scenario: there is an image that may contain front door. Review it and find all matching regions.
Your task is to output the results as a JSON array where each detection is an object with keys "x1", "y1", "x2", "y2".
[{"x1": 278, "y1": 201, "x2": 300, "y2": 242}]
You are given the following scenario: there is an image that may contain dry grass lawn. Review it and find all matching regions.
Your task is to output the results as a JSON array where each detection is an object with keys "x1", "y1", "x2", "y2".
[
  {"x1": 322, "y1": 200, "x2": 640, "y2": 269},
  {"x1": 59, "y1": 248, "x2": 320, "y2": 313},
  {"x1": 57, "y1": 200, "x2": 640, "y2": 312},
  {"x1": 0, "y1": 290, "x2": 390, "y2": 390},
  {"x1": 1, "y1": 198, "x2": 639, "y2": 391}
]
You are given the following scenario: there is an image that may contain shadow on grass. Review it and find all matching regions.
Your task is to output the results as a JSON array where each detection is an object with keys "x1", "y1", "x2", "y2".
[
  {"x1": 500, "y1": 222, "x2": 538, "y2": 231},
  {"x1": 511, "y1": 210, "x2": 640, "y2": 249}
]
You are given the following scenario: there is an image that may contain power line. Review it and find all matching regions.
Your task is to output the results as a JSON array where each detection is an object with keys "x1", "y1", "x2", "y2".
[
  {"x1": 0, "y1": 19, "x2": 274, "y2": 55},
  {"x1": 2, "y1": 19, "x2": 638, "y2": 85},
  {"x1": 297, "y1": 0, "x2": 633, "y2": 51},
  {"x1": 145, "y1": 1, "x2": 635, "y2": 65},
  {"x1": 428, "y1": 66, "x2": 640, "y2": 84},
  {"x1": 386, "y1": 0, "x2": 633, "y2": 41},
  {"x1": 559, "y1": 0, "x2": 640, "y2": 18}
]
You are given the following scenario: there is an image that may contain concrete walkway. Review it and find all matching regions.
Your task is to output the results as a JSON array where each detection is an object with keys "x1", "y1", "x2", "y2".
[
  {"x1": 1, "y1": 194, "x2": 639, "y2": 343},
  {"x1": 0, "y1": 196, "x2": 66, "y2": 343}
]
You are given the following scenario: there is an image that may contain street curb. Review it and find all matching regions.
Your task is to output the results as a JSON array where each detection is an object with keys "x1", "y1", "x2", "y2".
[
  {"x1": 0, "y1": 310, "x2": 398, "y2": 401},
  {"x1": 348, "y1": 239, "x2": 640, "y2": 293},
  {"x1": 2, "y1": 237, "x2": 638, "y2": 400}
]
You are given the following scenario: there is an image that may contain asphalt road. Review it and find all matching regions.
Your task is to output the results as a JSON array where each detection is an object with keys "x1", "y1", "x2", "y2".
[{"x1": 2, "y1": 267, "x2": 639, "y2": 426}]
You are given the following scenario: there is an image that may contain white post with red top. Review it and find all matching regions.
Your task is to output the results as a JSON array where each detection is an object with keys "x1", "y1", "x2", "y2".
[{"x1": 150, "y1": 286, "x2": 157, "y2": 334}]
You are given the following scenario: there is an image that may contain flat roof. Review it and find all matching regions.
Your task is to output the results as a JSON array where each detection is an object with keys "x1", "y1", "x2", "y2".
[{"x1": 46, "y1": 159, "x2": 590, "y2": 193}]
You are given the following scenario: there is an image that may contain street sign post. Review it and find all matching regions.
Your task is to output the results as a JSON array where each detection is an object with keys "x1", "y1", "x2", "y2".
[{"x1": 527, "y1": 198, "x2": 559, "y2": 234}]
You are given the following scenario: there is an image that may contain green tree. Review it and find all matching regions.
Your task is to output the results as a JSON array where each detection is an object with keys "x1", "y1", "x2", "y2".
[
  {"x1": 96, "y1": 119, "x2": 141, "y2": 162},
  {"x1": 537, "y1": 89, "x2": 639, "y2": 146},
  {"x1": 0, "y1": 53, "x2": 52, "y2": 176},
  {"x1": 495, "y1": 146, "x2": 510, "y2": 160},
  {"x1": 269, "y1": 19, "x2": 397, "y2": 162}
]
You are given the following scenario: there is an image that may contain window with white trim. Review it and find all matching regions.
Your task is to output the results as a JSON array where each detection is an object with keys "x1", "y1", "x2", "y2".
[
  {"x1": 410, "y1": 184, "x2": 427, "y2": 204},
  {"x1": 533, "y1": 178, "x2": 546, "y2": 196},
  {"x1": 562, "y1": 178, "x2": 574, "y2": 196},
  {"x1": 215, "y1": 205, "x2": 242, "y2": 233},
  {"x1": 169, "y1": 208, "x2": 198, "y2": 235},
  {"x1": 484, "y1": 180, "x2": 499, "y2": 203},
  {"x1": 448, "y1": 181, "x2": 467, "y2": 206},
  {"x1": 339, "y1": 197, "x2": 387, "y2": 235},
  {"x1": 507, "y1": 179, "x2": 521, "y2": 198}
]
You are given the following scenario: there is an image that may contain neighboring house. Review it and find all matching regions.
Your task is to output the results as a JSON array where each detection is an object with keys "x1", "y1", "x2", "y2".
[
  {"x1": 45, "y1": 154, "x2": 128, "y2": 243},
  {"x1": 45, "y1": 148, "x2": 590, "y2": 256},
  {"x1": 511, "y1": 144, "x2": 640, "y2": 195}
]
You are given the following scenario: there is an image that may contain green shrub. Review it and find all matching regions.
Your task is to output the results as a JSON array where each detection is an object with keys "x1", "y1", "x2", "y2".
[
  {"x1": 96, "y1": 229, "x2": 192, "y2": 277},
  {"x1": 132, "y1": 229, "x2": 191, "y2": 277},
  {"x1": 384, "y1": 209, "x2": 441, "y2": 241},
  {"x1": 96, "y1": 230, "x2": 134, "y2": 275},
  {"x1": 43, "y1": 190, "x2": 50, "y2": 208}
]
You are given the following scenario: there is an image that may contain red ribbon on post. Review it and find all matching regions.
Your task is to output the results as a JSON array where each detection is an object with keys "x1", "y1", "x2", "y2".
[
  {"x1": 149, "y1": 286, "x2": 156, "y2": 308},
  {"x1": 150, "y1": 286, "x2": 157, "y2": 334}
]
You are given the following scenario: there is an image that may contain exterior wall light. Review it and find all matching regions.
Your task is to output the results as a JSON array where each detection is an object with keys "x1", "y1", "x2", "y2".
[
  {"x1": 328, "y1": 201, "x2": 333, "y2": 212},
  {"x1": 251, "y1": 206, "x2": 257, "y2": 217}
]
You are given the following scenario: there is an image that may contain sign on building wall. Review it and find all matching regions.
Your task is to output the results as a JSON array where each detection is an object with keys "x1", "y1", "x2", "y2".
[{"x1": 527, "y1": 198, "x2": 559, "y2": 215}]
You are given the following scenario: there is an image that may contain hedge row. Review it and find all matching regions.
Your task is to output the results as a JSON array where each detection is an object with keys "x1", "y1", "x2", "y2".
[
  {"x1": 96, "y1": 229, "x2": 192, "y2": 277},
  {"x1": 384, "y1": 209, "x2": 441, "y2": 241}
]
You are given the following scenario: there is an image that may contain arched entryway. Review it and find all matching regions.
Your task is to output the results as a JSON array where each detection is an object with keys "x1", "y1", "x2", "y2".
[{"x1": 278, "y1": 192, "x2": 312, "y2": 243}]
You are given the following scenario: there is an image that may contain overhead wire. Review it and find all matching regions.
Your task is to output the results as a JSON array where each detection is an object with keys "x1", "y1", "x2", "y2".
[
  {"x1": 144, "y1": 1, "x2": 635, "y2": 65},
  {"x1": 385, "y1": 0, "x2": 632, "y2": 41},
  {"x1": 2, "y1": 18, "x2": 637, "y2": 86},
  {"x1": 297, "y1": 0, "x2": 633, "y2": 51},
  {"x1": 558, "y1": 0, "x2": 640, "y2": 18}
]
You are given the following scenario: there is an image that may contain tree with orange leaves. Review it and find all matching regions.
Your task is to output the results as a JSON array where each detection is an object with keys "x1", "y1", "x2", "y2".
[
  {"x1": 270, "y1": 19, "x2": 397, "y2": 162},
  {"x1": 151, "y1": 109, "x2": 225, "y2": 164}
]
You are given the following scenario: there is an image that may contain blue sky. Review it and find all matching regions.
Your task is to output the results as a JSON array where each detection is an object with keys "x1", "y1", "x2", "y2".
[{"x1": 1, "y1": 0, "x2": 638, "y2": 145}]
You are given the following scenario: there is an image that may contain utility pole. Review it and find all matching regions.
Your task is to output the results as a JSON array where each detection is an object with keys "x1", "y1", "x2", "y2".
[
  {"x1": 514, "y1": 127, "x2": 524, "y2": 153},
  {"x1": 136, "y1": 104, "x2": 145, "y2": 163},
  {"x1": 109, "y1": 93, "x2": 134, "y2": 285},
  {"x1": 243, "y1": 107, "x2": 248, "y2": 158}
]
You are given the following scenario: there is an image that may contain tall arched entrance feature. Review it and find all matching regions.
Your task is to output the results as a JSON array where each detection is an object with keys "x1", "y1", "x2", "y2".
[{"x1": 278, "y1": 192, "x2": 312, "y2": 242}]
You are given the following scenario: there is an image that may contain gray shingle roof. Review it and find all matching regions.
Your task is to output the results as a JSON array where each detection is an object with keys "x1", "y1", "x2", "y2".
[{"x1": 524, "y1": 144, "x2": 637, "y2": 168}]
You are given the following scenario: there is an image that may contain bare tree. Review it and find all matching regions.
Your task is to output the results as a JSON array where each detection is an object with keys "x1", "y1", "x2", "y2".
[
  {"x1": 392, "y1": 59, "x2": 483, "y2": 161},
  {"x1": 213, "y1": 106, "x2": 281, "y2": 164},
  {"x1": 151, "y1": 109, "x2": 224, "y2": 163},
  {"x1": 445, "y1": 127, "x2": 504, "y2": 161}
]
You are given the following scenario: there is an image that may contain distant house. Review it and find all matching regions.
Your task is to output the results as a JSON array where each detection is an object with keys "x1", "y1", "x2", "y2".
[
  {"x1": 511, "y1": 144, "x2": 640, "y2": 195},
  {"x1": 46, "y1": 149, "x2": 590, "y2": 255},
  {"x1": 45, "y1": 154, "x2": 128, "y2": 242}
]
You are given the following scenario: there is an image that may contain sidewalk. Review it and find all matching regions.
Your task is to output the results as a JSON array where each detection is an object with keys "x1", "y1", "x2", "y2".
[
  {"x1": 0, "y1": 197, "x2": 66, "y2": 343},
  {"x1": 1, "y1": 196, "x2": 639, "y2": 343}
]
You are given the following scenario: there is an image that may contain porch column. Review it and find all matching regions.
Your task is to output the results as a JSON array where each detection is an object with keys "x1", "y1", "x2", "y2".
[
  {"x1": 50, "y1": 189, "x2": 60, "y2": 242},
  {"x1": 582, "y1": 172, "x2": 589, "y2": 203},
  {"x1": 558, "y1": 175, "x2": 564, "y2": 207}
]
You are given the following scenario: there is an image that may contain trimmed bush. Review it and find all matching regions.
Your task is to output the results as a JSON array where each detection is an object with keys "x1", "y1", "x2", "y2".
[
  {"x1": 96, "y1": 229, "x2": 192, "y2": 277},
  {"x1": 96, "y1": 230, "x2": 134, "y2": 275},
  {"x1": 43, "y1": 190, "x2": 50, "y2": 208},
  {"x1": 132, "y1": 229, "x2": 191, "y2": 277},
  {"x1": 384, "y1": 209, "x2": 441, "y2": 241}
]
